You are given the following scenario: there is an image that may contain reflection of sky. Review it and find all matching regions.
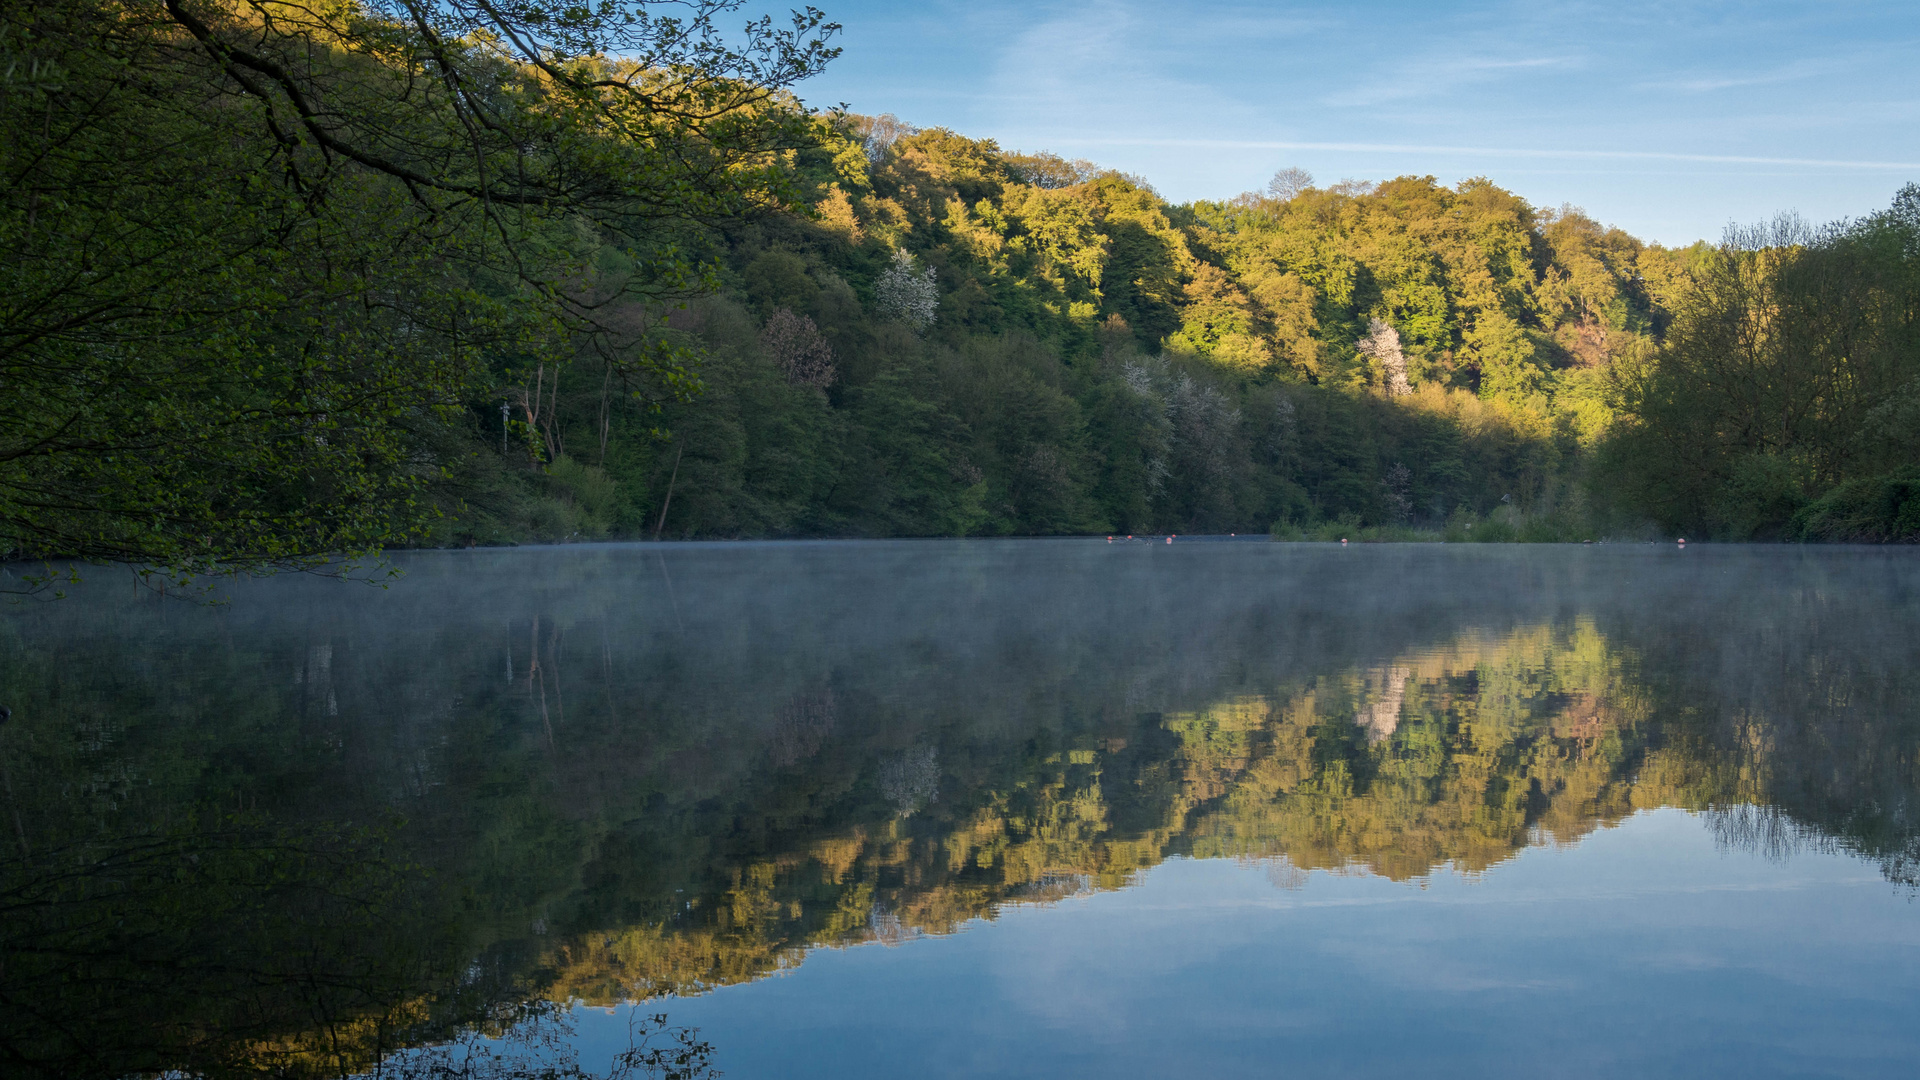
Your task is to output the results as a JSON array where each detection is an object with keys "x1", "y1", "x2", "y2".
[
  {"x1": 760, "y1": 0, "x2": 1920, "y2": 245},
  {"x1": 573, "y1": 809, "x2": 1920, "y2": 1078}
]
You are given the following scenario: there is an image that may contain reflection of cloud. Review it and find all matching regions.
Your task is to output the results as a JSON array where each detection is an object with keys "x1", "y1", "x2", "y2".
[{"x1": 1311, "y1": 932, "x2": 1577, "y2": 994}]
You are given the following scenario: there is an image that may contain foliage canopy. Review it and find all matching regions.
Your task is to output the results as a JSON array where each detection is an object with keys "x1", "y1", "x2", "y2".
[
  {"x1": 0, "y1": 0, "x2": 835, "y2": 580},
  {"x1": 7, "y1": 5, "x2": 1919, "y2": 560}
]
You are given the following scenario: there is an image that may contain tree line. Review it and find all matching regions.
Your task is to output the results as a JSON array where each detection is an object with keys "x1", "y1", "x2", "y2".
[
  {"x1": 451, "y1": 119, "x2": 1683, "y2": 543},
  {"x1": 5, "y1": 2, "x2": 1920, "y2": 579}
]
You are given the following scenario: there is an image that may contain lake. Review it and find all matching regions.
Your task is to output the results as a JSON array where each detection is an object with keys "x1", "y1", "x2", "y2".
[{"x1": 3, "y1": 541, "x2": 1918, "y2": 1078}]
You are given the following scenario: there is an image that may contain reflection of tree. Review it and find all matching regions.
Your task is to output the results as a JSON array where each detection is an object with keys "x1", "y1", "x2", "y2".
[
  {"x1": 0, "y1": 822, "x2": 468, "y2": 1079},
  {"x1": 770, "y1": 690, "x2": 837, "y2": 768},
  {"x1": 6, "y1": 546, "x2": 1920, "y2": 1071},
  {"x1": 1704, "y1": 803, "x2": 1841, "y2": 861},
  {"x1": 378, "y1": 1010, "x2": 718, "y2": 1080},
  {"x1": 1354, "y1": 665, "x2": 1411, "y2": 744},
  {"x1": 1181, "y1": 623, "x2": 1654, "y2": 880},
  {"x1": 540, "y1": 614, "x2": 1919, "y2": 1003},
  {"x1": 539, "y1": 621, "x2": 1665, "y2": 1001},
  {"x1": 878, "y1": 746, "x2": 939, "y2": 816}
]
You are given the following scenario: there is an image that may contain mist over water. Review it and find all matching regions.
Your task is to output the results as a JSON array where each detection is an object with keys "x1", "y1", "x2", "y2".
[{"x1": 4, "y1": 541, "x2": 1919, "y2": 1077}]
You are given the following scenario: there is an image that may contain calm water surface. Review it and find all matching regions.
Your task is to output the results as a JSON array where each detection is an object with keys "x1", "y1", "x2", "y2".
[{"x1": 3, "y1": 541, "x2": 1918, "y2": 1078}]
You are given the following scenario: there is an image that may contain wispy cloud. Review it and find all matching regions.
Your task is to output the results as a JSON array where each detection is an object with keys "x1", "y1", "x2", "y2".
[
  {"x1": 1636, "y1": 56, "x2": 1833, "y2": 94},
  {"x1": 1323, "y1": 53, "x2": 1580, "y2": 108},
  {"x1": 980, "y1": 0, "x2": 1279, "y2": 136},
  {"x1": 1074, "y1": 138, "x2": 1920, "y2": 172}
]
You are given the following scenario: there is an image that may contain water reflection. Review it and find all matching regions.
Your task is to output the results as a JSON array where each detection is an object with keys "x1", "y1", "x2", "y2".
[{"x1": 2, "y1": 542, "x2": 1917, "y2": 1076}]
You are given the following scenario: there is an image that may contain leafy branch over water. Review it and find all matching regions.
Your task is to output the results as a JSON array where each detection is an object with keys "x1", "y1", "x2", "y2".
[{"x1": 0, "y1": 1, "x2": 835, "y2": 580}]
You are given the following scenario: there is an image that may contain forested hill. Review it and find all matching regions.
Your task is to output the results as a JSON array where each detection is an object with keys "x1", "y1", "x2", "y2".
[
  {"x1": 463, "y1": 115, "x2": 1920, "y2": 544},
  {"x1": 7, "y1": 1, "x2": 1917, "y2": 569},
  {"x1": 462, "y1": 115, "x2": 1731, "y2": 543}
]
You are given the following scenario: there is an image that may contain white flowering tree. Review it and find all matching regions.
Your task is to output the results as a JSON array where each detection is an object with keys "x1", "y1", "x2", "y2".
[
  {"x1": 875, "y1": 248, "x2": 939, "y2": 330},
  {"x1": 1356, "y1": 318, "x2": 1413, "y2": 396}
]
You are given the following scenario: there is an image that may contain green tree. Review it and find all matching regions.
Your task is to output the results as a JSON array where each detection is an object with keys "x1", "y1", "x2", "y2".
[
  {"x1": 1599, "y1": 191, "x2": 1920, "y2": 537},
  {"x1": 0, "y1": 1, "x2": 835, "y2": 581}
]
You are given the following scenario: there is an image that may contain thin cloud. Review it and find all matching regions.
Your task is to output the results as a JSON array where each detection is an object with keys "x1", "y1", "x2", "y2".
[
  {"x1": 1325, "y1": 53, "x2": 1579, "y2": 108},
  {"x1": 1071, "y1": 138, "x2": 1920, "y2": 171},
  {"x1": 981, "y1": 0, "x2": 1272, "y2": 132},
  {"x1": 1637, "y1": 56, "x2": 1833, "y2": 94},
  {"x1": 1657, "y1": 74, "x2": 1801, "y2": 93}
]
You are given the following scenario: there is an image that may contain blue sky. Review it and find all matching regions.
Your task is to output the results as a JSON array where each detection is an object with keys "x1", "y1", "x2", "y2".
[{"x1": 773, "y1": 0, "x2": 1920, "y2": 246}]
